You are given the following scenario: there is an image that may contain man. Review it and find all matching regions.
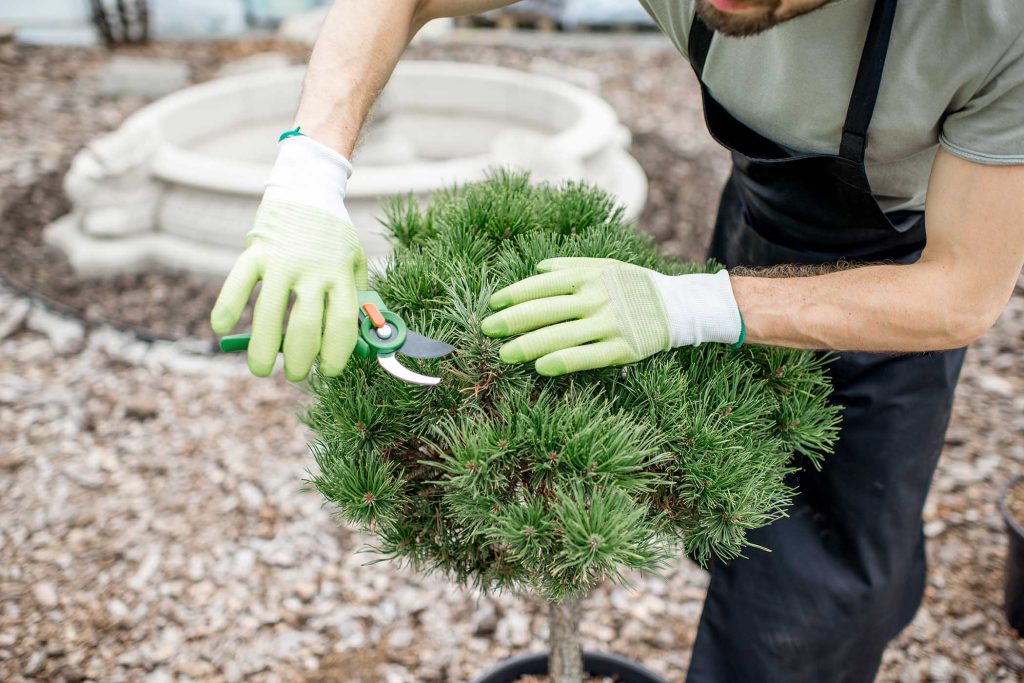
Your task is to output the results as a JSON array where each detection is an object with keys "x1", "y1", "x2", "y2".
[{"x1": 211, "y1": 0, "x2": 1024, "y2": 680}]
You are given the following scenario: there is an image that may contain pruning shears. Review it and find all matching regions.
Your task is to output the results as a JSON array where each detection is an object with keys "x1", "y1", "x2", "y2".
[{"x1": 219, "y1": 291, "x2": 456, "y2": 386}]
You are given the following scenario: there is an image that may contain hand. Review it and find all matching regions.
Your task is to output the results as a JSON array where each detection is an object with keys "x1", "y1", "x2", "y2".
[
  {"x1": 210, "y1": 133, "x2": 367, "y2": 381},
  {"x1": 480, "y1": 257, "x2": 743, "y2": 376}
]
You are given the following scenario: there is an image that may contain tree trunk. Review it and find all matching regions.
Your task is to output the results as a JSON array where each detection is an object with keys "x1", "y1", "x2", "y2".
[{"x1": 548, "y1": 598, "x2": 583, "y2": 683}]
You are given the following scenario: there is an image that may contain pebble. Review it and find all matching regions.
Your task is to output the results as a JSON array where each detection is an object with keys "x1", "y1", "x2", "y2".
[
  {"x1": 25, "y1": 305, "x2": 85, "y2": 355},
  {"x1": 495, "y1": 612, "x2": 532, "y2": 647},
  {"x1": 144, "y1": 668, "x2": 174, "y2": 683},
  {"x1": 953, "y1": 612, "x2": 985, "y2": 635},
  {"x1": 127, "y1": 549, "x2": 162, "y2": 591},
  {"x1": 0, "y1": 297, "x2": 30, "y2": 340},
  {"x1": 926, "y1": 655, "x2": 956, "y2": 682},
  {"x1": 23, "y1": 650, "x2": 46, "y2": 675},
  {"x1": 976, "y1": 373, "x2": 1015, "y2": 398},
  {"x1": 237, "y1": 482, "x2": 266, "y2": 510},
  {"x1": 32, "y1": 581, "x2": 58, "y2": 608},
  {"x1": 124, "y1": 395, "x2": 159, "y2": 420},
  {"x1": 472, "y1": 601, "x2": 499, "y2": 636}
]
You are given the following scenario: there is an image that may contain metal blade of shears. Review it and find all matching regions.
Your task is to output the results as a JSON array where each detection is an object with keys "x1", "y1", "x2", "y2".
[
  {"x1": 376, "y1": 353, "x2": 442, "y2": 386},
  {"x1": 399, "y1": 331, "x2": 456, "y2": 359}
]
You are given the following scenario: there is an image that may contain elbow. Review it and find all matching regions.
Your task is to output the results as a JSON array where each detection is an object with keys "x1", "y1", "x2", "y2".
[
  {"x1": 940, "y1": 300, "x2": 1002, "y2": 348},
  {"x1": 411, "y1": 0, "x2": 439, "y2": 31}
]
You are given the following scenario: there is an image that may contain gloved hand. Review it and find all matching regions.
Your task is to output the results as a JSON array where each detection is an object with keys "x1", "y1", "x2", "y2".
[
  {"x1": 481, "y1": 257, "x2": 744, "y2": 376},
  {"x1": 210, "y1": 131, "x2": 367, "y2": 381}
]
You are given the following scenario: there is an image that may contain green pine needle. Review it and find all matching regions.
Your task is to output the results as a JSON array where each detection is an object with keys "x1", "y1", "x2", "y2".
[{"x1": 304, "y1": 170, "x2": 840, "y2": 599}]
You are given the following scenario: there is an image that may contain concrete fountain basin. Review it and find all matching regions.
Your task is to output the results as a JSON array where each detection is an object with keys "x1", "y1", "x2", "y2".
[{"x1": 47, "y1": 60, "x2": 648, "y2": 278}]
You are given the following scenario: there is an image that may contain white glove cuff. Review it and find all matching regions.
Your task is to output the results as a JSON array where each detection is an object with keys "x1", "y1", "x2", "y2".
[
  {"x1": 649, "y1": 270, "x2": 743, "y2": 347},
  {"x1": 264, "y1": 135, "x2": 353, "y2": 221}
]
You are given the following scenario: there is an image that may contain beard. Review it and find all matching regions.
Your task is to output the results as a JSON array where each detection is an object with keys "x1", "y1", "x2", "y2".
[{"x1": 694, "y1": 0, "x2": 828, "y2": 37}]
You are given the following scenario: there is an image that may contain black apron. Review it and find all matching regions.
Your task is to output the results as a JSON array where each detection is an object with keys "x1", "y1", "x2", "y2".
[{"x1": 684, "y1": 1, "x2": 967, "y2": 682}]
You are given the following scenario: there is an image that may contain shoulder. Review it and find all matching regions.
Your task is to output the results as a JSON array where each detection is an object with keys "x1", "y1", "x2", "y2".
[
  {"x1": 897, "y1": 1, "x2": 1024, "y2": 54},
  {"x1": 636, "y1": 0, "x2": 698, "y2": 53}
]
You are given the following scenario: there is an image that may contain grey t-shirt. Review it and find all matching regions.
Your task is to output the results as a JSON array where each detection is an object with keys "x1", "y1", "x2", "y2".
[{"x1": 636, "y1": 0, "x2": 1024, "y2": 211}]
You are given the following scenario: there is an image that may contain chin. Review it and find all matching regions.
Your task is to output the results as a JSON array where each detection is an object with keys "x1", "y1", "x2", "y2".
[{"x1": 695, "y1": 0, "x2": 821, "y2": 37}]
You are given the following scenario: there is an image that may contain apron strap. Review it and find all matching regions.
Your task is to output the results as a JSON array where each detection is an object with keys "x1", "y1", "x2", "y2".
[
  {"x1": 687, "y1": 13, "x2": 715, "y2": 79},
  {"x1": 839, "y1": 0, "x2": 898, "y2": 162},
  {"x1": 686, "y1": 0, "x2": 899, "y2": 163}
]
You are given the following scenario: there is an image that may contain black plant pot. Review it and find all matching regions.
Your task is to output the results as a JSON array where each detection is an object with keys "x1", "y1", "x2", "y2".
[
  {"x1": 471, "y1": 651, "x2": 668, "y2": 683},
  {"x1": 1001, "y1": 475, "x2": 1024, "y2": 636}
]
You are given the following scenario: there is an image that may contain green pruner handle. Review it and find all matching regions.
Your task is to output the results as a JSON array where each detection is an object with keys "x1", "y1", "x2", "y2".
[
  {"x1": 219, "y1": 290, "x2": 401, "y2": 357},
  {"x1": 354, "y1": 290, "x2": 407, "y2": 358},
  {"x1": 220, "y1": 333, "x2": 283, "y2": 353}
]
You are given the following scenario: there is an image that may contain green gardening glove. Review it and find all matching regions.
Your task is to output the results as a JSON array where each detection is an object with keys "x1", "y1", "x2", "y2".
[
  {"x1": 480, "y1": 257, "x2": 744, "y2": 376},
  {"x1": 210, "y1": 132, "x2": 367, "y2": 381}
]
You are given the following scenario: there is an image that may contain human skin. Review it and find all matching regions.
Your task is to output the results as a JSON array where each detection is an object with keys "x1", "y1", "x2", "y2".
[
  {"x1": 294, "y1": 0, "x2": 1024, "y2": 354},
  {"x1": 695, "y1": 0, "x2": 831, "y2": 37}
]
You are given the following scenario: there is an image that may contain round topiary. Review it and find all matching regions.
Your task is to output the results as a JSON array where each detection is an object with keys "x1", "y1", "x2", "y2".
[{"x1": 303, "y1": 171, "x2": 839, "y2": 681}]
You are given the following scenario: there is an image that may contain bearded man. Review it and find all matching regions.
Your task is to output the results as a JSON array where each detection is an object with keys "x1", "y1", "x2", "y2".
[{"x1": 211, "y1": 2, "x2": 1024, "y2": 680}]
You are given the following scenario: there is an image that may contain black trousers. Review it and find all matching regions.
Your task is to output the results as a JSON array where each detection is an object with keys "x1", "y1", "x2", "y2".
[{"x1": 686, "y1": 177, "x2": 967, "y2": 683}]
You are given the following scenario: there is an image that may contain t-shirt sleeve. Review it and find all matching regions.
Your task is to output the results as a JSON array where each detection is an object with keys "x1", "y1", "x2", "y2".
[{"x1": 940, "y1": 31, "x2": 1024, "y2": 165}]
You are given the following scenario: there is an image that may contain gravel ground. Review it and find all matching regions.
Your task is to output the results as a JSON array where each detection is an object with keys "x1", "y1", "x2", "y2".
[{"x1": 1, "y1": 32, "x2": 1023, "y2": 683}]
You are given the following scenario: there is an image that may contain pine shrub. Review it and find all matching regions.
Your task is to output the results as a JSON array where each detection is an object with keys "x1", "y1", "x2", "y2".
[{"x1": 304, "y1": 171, "x2": 840, "y2": 603}]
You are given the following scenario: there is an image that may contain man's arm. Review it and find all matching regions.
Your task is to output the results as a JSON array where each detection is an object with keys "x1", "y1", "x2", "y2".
[
  {"x1": 295, "y1": 0, "x2": 519, "y2": 156},
  {"x1": 731, "y1": 148, "x2": 1024, "y2": 352}
]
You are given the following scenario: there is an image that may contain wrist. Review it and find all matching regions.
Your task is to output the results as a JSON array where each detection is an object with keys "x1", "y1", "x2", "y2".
[
  {"x1": 649, "y1": 269, "x2": 744, "y2": 347},
  {"x1": 264, "y1": 132, "x2": 353, "y2": 220}
]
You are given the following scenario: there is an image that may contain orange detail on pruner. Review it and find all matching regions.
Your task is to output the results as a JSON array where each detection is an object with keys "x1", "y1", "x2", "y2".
[{"x1": 362, "y1": 303, "x2": 387, "y2": 329}]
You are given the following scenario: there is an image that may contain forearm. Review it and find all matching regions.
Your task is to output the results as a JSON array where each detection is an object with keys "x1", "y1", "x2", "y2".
[
  {"x1": 293, "y1": 0, "x2": 420, "y2": 155},
  {"x1": 731, "y1": 261, "x2": 1003, "y2": 352},
  {"x1": 294, "y1": 0, "x2": 517, "y2": 156}
]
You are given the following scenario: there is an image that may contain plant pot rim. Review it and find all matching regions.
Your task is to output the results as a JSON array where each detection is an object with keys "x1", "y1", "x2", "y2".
[
  {"x1": 470, "y1": 649, "x2": 668, "y2": 683},
  {"x1": 999, "y1": 474, "x2": 1024, "y2": 540}
]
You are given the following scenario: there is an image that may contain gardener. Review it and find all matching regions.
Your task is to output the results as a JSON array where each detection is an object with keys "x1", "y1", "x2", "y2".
[{"x1": 211, "y1": 0, "x2": 1024, "y2": 680}]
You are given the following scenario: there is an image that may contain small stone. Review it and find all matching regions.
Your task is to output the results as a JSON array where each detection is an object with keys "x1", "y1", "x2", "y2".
[
  {"x1": 176, "y1": 660, "x2": 215, "y2": 678},
  {"x1": 23, "y1": 650, "x2": 46, "y2": 675},
  {"x1": 233, "y1": 548, "x2": 257, "y2": 574},
  {"x1": 107, "y1": 598, "x2": 129, "y2": 622},
  {"x1": 471, "y1": 601, "x2": 498, "y2": 636},
  {"x1": 237, "y1": 482, "x2": 266, "y2": 510},
  {"x1": 144, "y1": 668, "x2": 173, "y2": 683},
  {"x1": 495, "y1": 611, "x2": 531, "y2": 647},
  {"x1": 923, "y1": 520, "x2": 946, "y2": 538},
  {"x1": 0, "y1": 297, "x2": 30, "y2": 340},
  {"x1": 223, "y1": 660, "x2": 243, "y2": 683},
  {"x1": 294, "y1": 580, "x2": 318, "y2": 602},
  {"x1": 124, "y1": 396, "x2": 159, "y2": 420},
  {"x1": 387, "y1": 626, "x2": 415, "y2": 650},
  {"x1": 26, "y1": 306, "x2": 85, "y2": 354},
  {"x1": 127, "y1": 549, "x2": 162, "y2": 591},
  {"x1": 927, "y1": 655, "x2": 955, "y2": 682},
  {"x1": 976, "y1": 373, "x2": 1014, "y2": 398},
  {"x1": 259, "y1": 544, "x2": 295, "y2": 568},
  {"x1": 899, "y1": 662, "x2": 921, "y2": 683},
  {"x1": 953, "y1": 611, "x2": 985, "y2": 635},
  {"x1": 33, "y1": 581, "x2": 58, "y2": 608},
  {"x1": 63, "y1": 466, "x2": 106, "y2": 490}
]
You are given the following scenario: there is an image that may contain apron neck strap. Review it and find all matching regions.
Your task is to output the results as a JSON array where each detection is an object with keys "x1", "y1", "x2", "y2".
[
  {"x1": 686, "y1": 0, "x2": 899, "y2": 164},
  {"x1": 687, "y1": 12, "x2": 714, "y2": 79},
  {"x1": 839, "y1": 0, "x2": 898, "y2": 162}
]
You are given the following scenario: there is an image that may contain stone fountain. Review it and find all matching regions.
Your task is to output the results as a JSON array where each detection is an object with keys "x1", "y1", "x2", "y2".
[{"x1": 46, "y1": 61, "x2": 648, "y2": 278}]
